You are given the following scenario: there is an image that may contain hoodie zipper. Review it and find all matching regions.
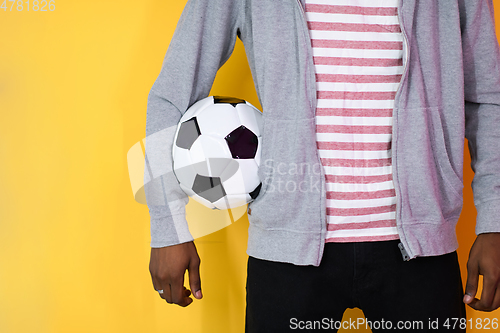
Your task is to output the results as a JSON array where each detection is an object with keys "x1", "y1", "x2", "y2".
[
  {"x1": 394, "y1": 0, "x2": 412, "y2": 261},
  {"x1": 295, "y1": 0, "x2": 328, "y2": 265}
]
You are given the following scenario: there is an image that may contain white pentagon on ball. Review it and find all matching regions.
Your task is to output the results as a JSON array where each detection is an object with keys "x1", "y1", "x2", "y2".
[{"x1": 172, "y1": 96, "x2": 263, "y2": 209}]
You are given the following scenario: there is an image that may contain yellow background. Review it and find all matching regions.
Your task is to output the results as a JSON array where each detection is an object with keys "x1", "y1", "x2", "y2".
[{"x1": 1, "y1": 0, "x2": 499, "y2": 332}]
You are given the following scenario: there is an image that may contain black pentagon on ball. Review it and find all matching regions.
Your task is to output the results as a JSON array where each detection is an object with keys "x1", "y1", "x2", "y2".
[
  {"x1": 249, "y1": 183, "x2": 262, "y2": 200},
  {"x1": 176, "y1": 117, "x2": 201, "y2": 149},
  {"x1": 192, "y1": 174, "x2": 226, "y2": 203},
  {"x1": 224, "y1": 125, "x2": 258, "y2": 159},
  {"x1": 213, "y1": 96, "x2": 246, "y2": 107}
]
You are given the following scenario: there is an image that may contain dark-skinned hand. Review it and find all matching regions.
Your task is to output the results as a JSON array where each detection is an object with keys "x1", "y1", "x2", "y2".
[
  {"x1": 464, "y1": 233, "x2": 500, "y2": 312},
  {"x1": 149, "y1": 241, "x2": 202, "y2": 307}
]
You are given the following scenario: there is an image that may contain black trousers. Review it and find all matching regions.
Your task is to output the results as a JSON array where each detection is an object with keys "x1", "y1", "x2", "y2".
[{"x1": 245, "y1": 240, "x2": 466, "y2": 332}]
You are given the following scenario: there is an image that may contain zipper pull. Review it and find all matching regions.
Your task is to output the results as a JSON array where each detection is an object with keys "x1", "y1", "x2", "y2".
[{"x1": 398, "y1": 242, "x2": 410, "y2": 261}]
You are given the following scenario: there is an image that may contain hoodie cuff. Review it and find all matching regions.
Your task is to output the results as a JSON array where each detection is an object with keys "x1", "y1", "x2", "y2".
[{"x1": 475, "y1": 198, "x2": 500, "y2": 235}]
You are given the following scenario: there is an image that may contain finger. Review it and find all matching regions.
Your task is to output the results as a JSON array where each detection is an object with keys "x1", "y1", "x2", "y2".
[
  {"x1": 474, "y1": 275, "x2": 497, "y2": 311},
  {"x1": 151, "y1": 275, "x2": 162, "y2": 296},
  {"x1": 150, "y1": 273, "x2": 166, "y2": 301},
  {"x1": 171, "y1": 275, "x2": 192, "y2": 307},
  {"x1": 491, "y1": 288, "x2": 500, "y2": 311},
  {"x1": 164, "y1": 284, "x2": 173, "y2": 304},
  {"x1": 152, "y1": 270, "x2": 169, "y2": 301},
  {"x1": 189, "y1": 257, "x2": 203, "y2": 299},
  {"x1": 464, "y1": 260, "x2": 479, "y2": 305},
  {"x1": 150, "y1": 269, "x2": 163, "y2": 297}
]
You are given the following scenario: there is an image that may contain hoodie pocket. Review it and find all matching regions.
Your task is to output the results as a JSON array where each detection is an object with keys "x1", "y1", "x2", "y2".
[
  {"x1": 395, "y1": 106, "x2": 463, "y2": 222},
  {"x1": 428, "y1": 108, "x2": 463, "y2": 199},
  {"x1": 247, "y1": 117, "x2": 323, "y2": 230}
]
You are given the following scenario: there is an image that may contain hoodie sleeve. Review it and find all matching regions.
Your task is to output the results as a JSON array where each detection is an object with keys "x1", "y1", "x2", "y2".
[
  {"x1": 145, "y1": 0, "x2": 243, "y2": 247},
  {"x1": 460, "y1": 0, "x2": 500, "y2": 234}
]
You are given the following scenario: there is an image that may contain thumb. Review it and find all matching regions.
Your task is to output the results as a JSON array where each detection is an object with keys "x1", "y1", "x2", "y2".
[
  {"x1": 464, "y1": 260, "x2": 479, "y2": 304},
  {"x1": 189, "y1": 258, "x2": 202, "y2": 299}
]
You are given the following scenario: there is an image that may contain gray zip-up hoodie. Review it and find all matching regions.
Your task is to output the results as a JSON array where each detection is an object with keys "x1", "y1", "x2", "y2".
[{"x1": 145, "y1": 0, "x2": 500, "y2": 266}]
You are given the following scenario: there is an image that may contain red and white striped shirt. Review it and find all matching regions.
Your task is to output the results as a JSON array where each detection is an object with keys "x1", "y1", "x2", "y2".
[{"x1": 305, "y1": 0, "x2": 403, "y2": 242}]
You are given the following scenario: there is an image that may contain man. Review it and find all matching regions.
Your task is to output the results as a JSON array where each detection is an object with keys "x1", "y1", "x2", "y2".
[{"x1": 145, "y1": 0, "x2": 500, "y2": 331}]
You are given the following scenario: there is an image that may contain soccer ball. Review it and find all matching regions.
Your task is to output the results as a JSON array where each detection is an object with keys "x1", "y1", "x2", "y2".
[{"x1": 172, "y1": 96, "x2": 263, "y2": 210}]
